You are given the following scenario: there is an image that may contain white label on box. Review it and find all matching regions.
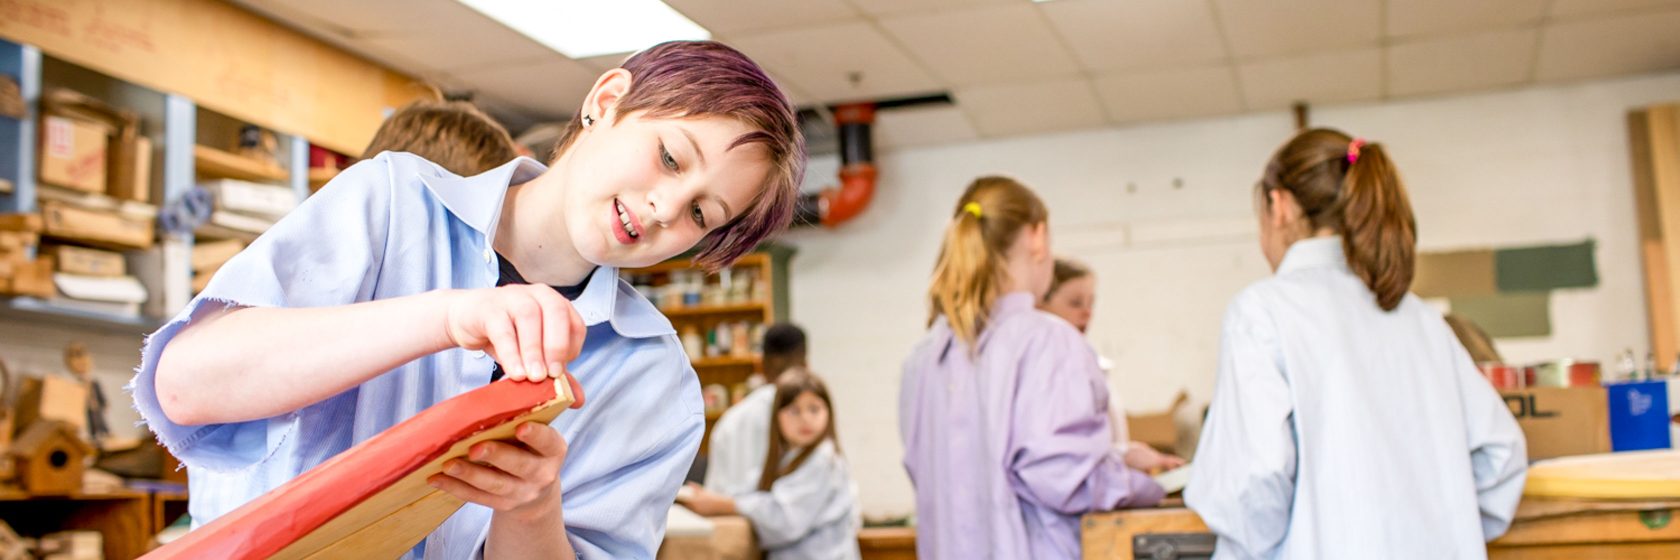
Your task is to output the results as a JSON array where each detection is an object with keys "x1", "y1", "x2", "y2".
[{"x1": 47, "y1": 117, "x2": 72, "y2": 158}]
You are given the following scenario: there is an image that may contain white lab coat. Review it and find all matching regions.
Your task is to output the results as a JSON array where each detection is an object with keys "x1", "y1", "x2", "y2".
[
  {"x1": 705, "y1": 384, "x2": 776, "y2": 496},
  {"x1": 1185, "y1": 237, "x2": 1527, "y2": 559},
  {"x1": 735, "y1": 440, "x2": 863, "y2": 560}
]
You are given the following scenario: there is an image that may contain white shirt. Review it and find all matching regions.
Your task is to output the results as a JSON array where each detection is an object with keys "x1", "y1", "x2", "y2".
[
  {"x1": 1185, "y1": 237, "x2": 1527, "y2": 559},
  {"x1": 705, "y1": 384, "x2": 777, "y2": 496}
]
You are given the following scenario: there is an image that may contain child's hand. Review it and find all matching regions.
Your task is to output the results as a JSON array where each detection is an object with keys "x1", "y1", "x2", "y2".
[
  {"x1": 675, "y1": 482, "x2": 738, "y2": 516},
  {"x1": 444, "y1": 285, "x2": 586, "y2": 382},
  {"x1": 1123, "y1": 441, "x2": 1186, "y2": 473},
  {"x1": 429, "y1": 421, "x2": 568, "y2": 518}
]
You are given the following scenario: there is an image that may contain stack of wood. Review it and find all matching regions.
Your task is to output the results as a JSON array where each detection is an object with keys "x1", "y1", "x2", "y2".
[
  {"x1": 189, "y1": 239, "x2": 244, "y2": 294},
  {"x1": 0, "y1": 215, "x2": 50, "y2": 299}
]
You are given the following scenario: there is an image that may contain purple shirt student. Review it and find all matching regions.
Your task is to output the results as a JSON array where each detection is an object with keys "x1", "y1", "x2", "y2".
[{"x1": 900, "y1": 292, "x2": 1164, "y2": 559}]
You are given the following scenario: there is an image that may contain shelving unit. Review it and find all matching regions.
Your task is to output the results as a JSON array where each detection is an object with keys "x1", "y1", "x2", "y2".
[
  {"x1": 192, "y1": 144, "x2": 287, "y2": 183},
  {"x1": 0, "y1": 489, "x2": 153, "y2": 559},
  {"x1": 621, "y1": 247, "x2": 794, "y2": 454}
]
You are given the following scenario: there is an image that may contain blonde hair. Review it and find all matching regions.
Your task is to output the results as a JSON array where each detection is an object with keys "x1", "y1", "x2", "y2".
[{"x1": 926, "y1": 176, "x2": 1049, "y2": 349}]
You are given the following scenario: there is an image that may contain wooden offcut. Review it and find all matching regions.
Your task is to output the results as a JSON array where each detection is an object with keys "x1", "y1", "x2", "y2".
[
  {"x1": 145, "y1": 378, "x2": 574, "y2": 559},
  {"x1": 1630, "y1": 105, "x2": 1680, "y2": 364}
]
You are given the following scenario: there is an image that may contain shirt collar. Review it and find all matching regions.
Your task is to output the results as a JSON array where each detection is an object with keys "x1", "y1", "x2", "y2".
[
  {"x1": 1276, "y1": 236, "x2": 1349, "y2": 275},
  {"x1": 992, "y1": 291, "x2": 1038, "y2": 317},
  {"x1": 418, "y1": 156, "x2": 547, "y2": 246},
  {"x1": 419, "y1": 156, "x2": 674, "y2": 339}
]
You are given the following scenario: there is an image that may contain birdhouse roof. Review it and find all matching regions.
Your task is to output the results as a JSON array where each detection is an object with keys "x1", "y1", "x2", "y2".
[{"x1": 9, "y1": 420, "x2": 94, "y2": 457}]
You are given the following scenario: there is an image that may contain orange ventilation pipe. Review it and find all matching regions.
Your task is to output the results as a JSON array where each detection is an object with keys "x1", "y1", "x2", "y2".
[{"x1": 795, "y1": 103, "x2": 878, "y2": 228}]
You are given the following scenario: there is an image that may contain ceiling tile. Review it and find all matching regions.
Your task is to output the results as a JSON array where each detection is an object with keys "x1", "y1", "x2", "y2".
[
  {"x1": 1094, "y1": 65, "x2": 1241, "y2": 123},
  {"x1": 955, "y1": 78, "x2": 1107, "y2": 137},
  {"x1": 663, "y1": 0, "x2": 858, "y2": 35},
  {"x1": 730, "y1": 22, "x2": 943, "y2": 103},
  {"x1": 1386, "y1": 0, "x2": 1548, "y2": 38},
  {"x1": 874, "y1": 105, "x2": 980, "y2": 149},
  {"x1": 1550, "y1": 0, "x2": 1680, "y2": 18},
  {"x1": 230, "y1": 0, "x2": 463, "y2": 35},
  {"x1": 1213, "y1": 0, "x2": 1381, "y2": 60},
  {"x1": 848, "y1": 0, "x2": 1020, "y2": 17},
  {"x1": 1041, "y1": 0, "x2": 1226, "y2": 73},
  {"x1": 1536, "y1": 9, "x2": 1680, "y2": 81},
  {"x1": 448, "y1": 57, "x2": 601, "y2": 118},
  {"x1": 1237, "y1": 49, "x2": 1382, "y2": 110},
  {"x1": 356, "y1": 12, "x2": 559, "y2": 73},
  {"x1": 1388, "y1": 29, "x2": 1537, "y2": 97},
  {"x1": 879, "y1": 3, "x2": 1081, "y2": 87}
]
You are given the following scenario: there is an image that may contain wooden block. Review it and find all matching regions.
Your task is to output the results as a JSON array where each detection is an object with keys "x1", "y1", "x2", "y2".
[
  {"x1": 40, "y1": 200, "x2": 154, "y2": 250},
  {"x1": 0, "y1": 214, "x2": 43, "y2": 233},
  {"x1": 38, "y1": 530, "x2": 101, "y2": 560},
  {"x1": 14, "y1": 375, "x2": 90, "y2": 436},
  {"x1": 0, "y1": 231, "x2": 39, "y2": 252},
  {"x1": 190, "y1": 239, "x2": 245, "y2": 271},
  {"x1": 145, "y1": 378, "x2": 574, "y2": 559},
  {"x1": 42, "y1": 245, "x2": 126, "y2": 277},
  {"x1": 0, "y1": 258, "x2": 56, "y2": 299},
  {"x1": 1081, "y1": 508, "x2": 1209, "y2": 560}
]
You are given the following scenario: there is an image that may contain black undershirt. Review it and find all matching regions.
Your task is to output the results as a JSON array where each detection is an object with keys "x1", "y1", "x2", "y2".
[{"x1": 489, "y1": 252, "x2": 591, "y2": 381}]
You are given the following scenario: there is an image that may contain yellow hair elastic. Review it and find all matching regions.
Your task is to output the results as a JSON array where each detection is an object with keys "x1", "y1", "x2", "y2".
[{"x1": 962, "y1": 202, "x2": 983, "y2": 219}]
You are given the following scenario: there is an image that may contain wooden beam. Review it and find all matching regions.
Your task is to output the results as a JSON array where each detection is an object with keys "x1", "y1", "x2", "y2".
[{"x1": 1630, "y1": 105, "x2": 1680, "y2": 360}]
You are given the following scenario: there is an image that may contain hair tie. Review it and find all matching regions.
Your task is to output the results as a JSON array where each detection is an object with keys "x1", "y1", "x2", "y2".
[
  {"x1": 1347, "y1": 138, "x2": 1365, "y2": 164},
  {"x1": 962, "y1": 202, "x2": 983, "y2": 219}
]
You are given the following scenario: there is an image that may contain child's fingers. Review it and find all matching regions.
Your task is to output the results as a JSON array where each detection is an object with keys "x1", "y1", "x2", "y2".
[
  {"x1": 485, "y1": 314, "x2": 525, "y2": 381},
  {"x1": 440, "y1": 458, "x2": 528, "y2": 502},
  {"x1": 532, "y1": 287, "x2": 572, "y2": 381},
  {"x1": 564, "y1": 372, "x2": 586, "y2": 409},
  {"x1": 428, "y1": 472, "x2": 514, "y2": 511},
  {"x1": 470, "y1": 439, "x2": 550, "y2": 483},
  {"x1": 564, "y1": 300, "x2": 585, "y2": 363},
  {"x1": 506, "y1": 288, "x2": 549, "y2": 381},
  {"x1": 515, "y1": 421, "x2": 568, "y2": 461}
]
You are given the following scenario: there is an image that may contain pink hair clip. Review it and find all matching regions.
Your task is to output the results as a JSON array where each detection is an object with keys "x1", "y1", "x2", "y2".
[{"x1": 1347, "y1": 138, "x2": 1365, "y2": 164}]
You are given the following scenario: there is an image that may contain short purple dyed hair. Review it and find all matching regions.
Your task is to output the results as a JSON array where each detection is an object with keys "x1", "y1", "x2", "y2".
[{"x1": 553, "y1": 40, "x2": 805, "y2": 271}]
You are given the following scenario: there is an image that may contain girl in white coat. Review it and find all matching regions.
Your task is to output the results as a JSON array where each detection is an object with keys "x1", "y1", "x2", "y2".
[
  {"x1": 1185, "y1": 128, "x2": 1527, "y2": 559},
  {"x1": 680, "y1": 368, "x2": 861, "y2": 560}
]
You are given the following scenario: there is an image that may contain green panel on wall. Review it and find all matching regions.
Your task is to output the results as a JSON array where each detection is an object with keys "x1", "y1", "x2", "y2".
[
  {"x1": 1494, "y1": 241, "x2": 1598, "y2": 292},
  {"x1": 1449, "y1": 292, "x2": 1552, "y2": 338}
]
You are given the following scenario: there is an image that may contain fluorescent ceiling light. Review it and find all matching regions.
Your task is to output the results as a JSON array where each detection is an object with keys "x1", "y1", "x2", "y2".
[{"x1": 457, "y1": 0, "x2": 710, "y2": 59}]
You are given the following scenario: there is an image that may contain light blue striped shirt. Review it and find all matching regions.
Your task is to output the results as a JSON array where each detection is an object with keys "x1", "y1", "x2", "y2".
[{"x1": 129, "y1": 152, "x2": 704, "y2": 559}]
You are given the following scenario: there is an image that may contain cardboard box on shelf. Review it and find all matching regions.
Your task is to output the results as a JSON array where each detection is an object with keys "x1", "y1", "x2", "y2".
[
  {"x1": 1501, "y1": 386, "x2": 1612, "y2": 460},
  {"x1": 40, "y1": 200, "x2": 155, "y2": 250},
  {"x1": 42, "y1": 244, "x2": 127, "y2": 277},
  {"x1": 191, "y1": 239, "x2": 245, "y2": 271},
  {"x1": 0, "y1": 257, "x2": 55, "y2": 299},
  {"x1": 38, "y1": 115, "x2": 110, "y2": 194},
  {"x1": 201, "y1": 178, "x2": 298, "y2": 219},
  {"x1": 109, "y1": 135, "x2": 153, "y2": 203}
]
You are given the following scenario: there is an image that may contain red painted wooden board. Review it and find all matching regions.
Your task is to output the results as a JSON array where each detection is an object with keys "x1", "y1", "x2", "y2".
[{"x1": 144, "y1": 377, "x2": 571, "y2": 559}]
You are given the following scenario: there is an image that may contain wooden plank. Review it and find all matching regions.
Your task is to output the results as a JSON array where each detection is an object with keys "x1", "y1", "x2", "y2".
[
  {"x1": 1081, "y1": 508, "x2": 1208, "y2": 560},
  {"x1": 193, "y1": 145, "x2": 287, "y2": 183},
  {"x1": 858, "y1": 527, "x2": 916, "y2": 560},
  {"x1": 145, "y1": 378, "x2": 574, "y2": 559},
  {"x1": 1490, "y1": 542, "x2": 1680, "y2": 560},
  {"x1": 0, "y1": 0, "x2": 430, "y2": 154},
  {"x1": 1523, "y1": 451, "x2": 1680, "y2": 499},
  {"x1": 1493, "y1": 509, "x2": 1680, "y2": 546},
  {"x1": 1631, "y1": 105, "x2": 1680, "y2": 364}
]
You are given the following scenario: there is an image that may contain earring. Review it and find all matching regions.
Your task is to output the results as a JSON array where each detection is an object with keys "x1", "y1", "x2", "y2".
[{"x1": 582, "y1": 114, "x2": 595, "y2": 127}]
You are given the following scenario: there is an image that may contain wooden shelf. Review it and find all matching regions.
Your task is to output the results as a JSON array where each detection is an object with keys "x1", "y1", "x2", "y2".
[
  {"x1": 0, "y1": 296, "x2": 160, "y2": 334},
  {"x1": 194, "y1": 145, "x2": 287, "y2": 182},
  {"x1": 308, "y1": 168, "x2": 339, "y2": 190},
  {"x1": 660, "y1": 302, "x2": 767, "y2": 317},
  {"x1": 631, "y1": 252, "x2": 768, "y2": 275},
  {"x1": 692, "y1": 355, "x2": 761, "y2": 368},
  {"x1": 0, "y1": 489, "x2": 152, "y2": 560}
]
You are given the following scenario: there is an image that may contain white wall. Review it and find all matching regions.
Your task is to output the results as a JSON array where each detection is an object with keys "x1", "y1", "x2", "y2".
[{"x1": 785, "y1": 71, "x2": 1680, "y2": 518}]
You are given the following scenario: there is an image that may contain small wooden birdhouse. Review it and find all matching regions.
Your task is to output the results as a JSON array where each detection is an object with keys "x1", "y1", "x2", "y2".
[{"x1": 6, "y1": 420, "x2": 93, "y2": 495}]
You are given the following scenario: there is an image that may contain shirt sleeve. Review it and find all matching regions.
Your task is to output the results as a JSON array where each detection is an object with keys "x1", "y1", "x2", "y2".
[
  {"x1": 1006, "y1": 324, "x2": 1165, "y2": 515},
  {"x1": 1184, "y1": 290, "x2": 1297, "y2": 560},
  {"x1": 1447, "y1": 334, "x2": 1528, "y2": 540},
  {"x1": 127, "y1": 156, "x2": 395, "y2": 472},
  {"x1": 735, "y1": 443, "x2": 848, "y2": 550}
]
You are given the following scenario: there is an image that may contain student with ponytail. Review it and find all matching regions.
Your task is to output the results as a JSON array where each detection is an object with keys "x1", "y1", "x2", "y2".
[
  {"x1": 1185, "y1": 129, "x2": 1527, "y2": 558},
  {"x1": 900, "y1": 177, "x2": 1163, "y2": 560}
]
